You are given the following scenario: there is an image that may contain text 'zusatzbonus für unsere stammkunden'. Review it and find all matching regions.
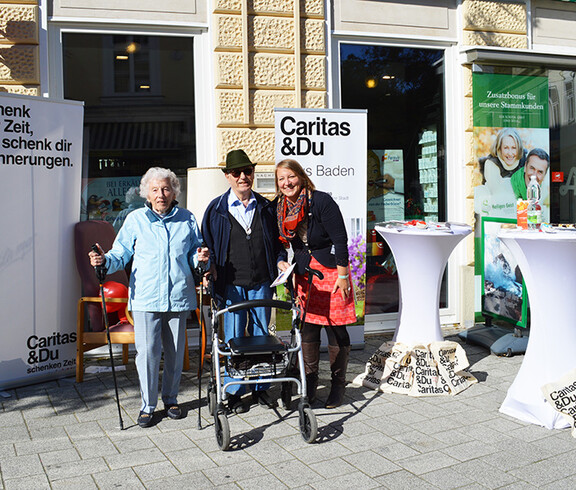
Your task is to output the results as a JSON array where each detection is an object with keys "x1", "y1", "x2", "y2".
[{"x1": 478, "y1": 90, "x2": 545, "y2": 110}]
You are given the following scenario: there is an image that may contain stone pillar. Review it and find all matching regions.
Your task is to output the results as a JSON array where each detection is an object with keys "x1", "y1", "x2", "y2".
[
  {"x1": 0, "y1": 1, "x2": 40, "y2": 95},
  {"x1": 213, "y1": 0, "x2": 327, "y2": 167},
  {"x1": 462, "y1": 0, "x2": 527, "y2": 49}
]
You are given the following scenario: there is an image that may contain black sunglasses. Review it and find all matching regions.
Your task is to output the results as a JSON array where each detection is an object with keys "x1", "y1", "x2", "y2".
[{"x1": 227, "y1": 166, "x2": 254, "y2": 178}]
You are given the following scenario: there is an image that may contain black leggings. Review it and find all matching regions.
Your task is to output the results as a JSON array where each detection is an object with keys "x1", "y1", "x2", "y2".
[{"x1": 301, "y1": 323, "x2": 350, "y2": 347}]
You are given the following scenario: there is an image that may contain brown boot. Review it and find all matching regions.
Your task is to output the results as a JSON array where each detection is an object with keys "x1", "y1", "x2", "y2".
[
  {"x1": 325, "y1": 345, "x2": 350, "y2": 409},
  {"x1": 301, "y1": 341, "x2": 320, "y2": 404}
]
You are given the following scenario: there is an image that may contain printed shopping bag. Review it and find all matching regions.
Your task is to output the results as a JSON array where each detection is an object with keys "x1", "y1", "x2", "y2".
[
  {"x1": 541, "y1": 367, "x2": 576, "y2": 438},
  {"x1": 429, "y1": 341, "x2": 477, "y2": 395}
]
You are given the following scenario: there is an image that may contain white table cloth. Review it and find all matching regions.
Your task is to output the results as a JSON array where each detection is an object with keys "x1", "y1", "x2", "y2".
[
  {"x1": 499, "y1": 229, "x2": 576, "y2": 429},
  {"x1": 353, "y1": 222, "x2": 475, "y2": 396},
  {"x1": 375, "y1": 222, "x2": 472, "y2": 345}
]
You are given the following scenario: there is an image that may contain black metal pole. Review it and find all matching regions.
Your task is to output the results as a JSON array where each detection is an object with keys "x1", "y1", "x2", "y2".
[
  {"x1": 196, "y1": 245, "x2": 207, "y2": 430},
  {"x1": 91, "y1": 245, "x2": 124, "y2": 430},
  {"x1": 197, "y1": 278, "x2": 205, "y2": 430},
  {"x1": 301, "y1": 267, "x2": 324, "y2": 327}
]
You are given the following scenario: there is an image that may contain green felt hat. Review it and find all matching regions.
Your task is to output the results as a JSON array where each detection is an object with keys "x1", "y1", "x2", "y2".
[{"x1": 224, "y1": 149, "x2": 255, "y2": 171}]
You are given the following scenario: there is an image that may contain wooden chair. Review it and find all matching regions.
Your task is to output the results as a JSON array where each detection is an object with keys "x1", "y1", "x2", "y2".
[{"x1": 74, "y1": 220, "x2": 191, "y2": 382}]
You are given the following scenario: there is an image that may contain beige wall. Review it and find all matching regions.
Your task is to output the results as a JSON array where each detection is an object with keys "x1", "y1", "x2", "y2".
[
  {"x1": 0, "y1": 0, "x2": 40, "y2": 95},
  {"x1": 532, "y1": 0, "x2": 576, "y2": 49},
  {"x1": 4, "y1": 0, "x2": 575, "y2": 327},
  {"x1": 50, "y1": 0, "x2": 207, "y2": 25},
  {"x1": 333, "y1": 0, "x2": 458, "y2": 39},
  {"x1": 462, "y1": 0, "x2": 527, "y2": 49},
  {"x1": 213, "y1": 0, "x2": 327, "y2": 168}
]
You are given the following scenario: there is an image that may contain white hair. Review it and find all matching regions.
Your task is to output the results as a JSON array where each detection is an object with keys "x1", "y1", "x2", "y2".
[{"x1": 139, "y1": 167, "x2": 181, "y2": 199}]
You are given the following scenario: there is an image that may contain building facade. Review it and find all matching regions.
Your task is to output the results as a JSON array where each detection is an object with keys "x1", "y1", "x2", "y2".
[{"x1": 2, "y1": 0, "x2": 576, "y2": 332}]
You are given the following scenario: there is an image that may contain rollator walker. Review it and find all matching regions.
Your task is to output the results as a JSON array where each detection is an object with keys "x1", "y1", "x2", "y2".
[{"x1": 205, "y1": 268, "x2": 322, "y2": 450}]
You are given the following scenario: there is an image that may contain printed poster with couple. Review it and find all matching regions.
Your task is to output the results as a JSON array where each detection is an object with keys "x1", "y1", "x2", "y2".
[{"x1": 473, "y1": 73, "x2": 549, "y2": 325}]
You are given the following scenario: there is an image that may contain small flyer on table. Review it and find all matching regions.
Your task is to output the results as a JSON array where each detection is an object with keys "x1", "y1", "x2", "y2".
[{"x1": 271, "y1": 263, "x2": 296, "y2": 287}]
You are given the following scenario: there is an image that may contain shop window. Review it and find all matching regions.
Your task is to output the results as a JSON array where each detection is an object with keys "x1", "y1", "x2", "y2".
[
  {"x1": 565, "y1": 79, "x2": 575, "y2": 124},
  {"x1": 102, "y1": 35, "x2": 160, "y2": 97},
  {"x1": 62, "y1": 33, "x2": 196, "y2": 229},
  {"x1": 340, "y1": 44, "x2": 446, "y2": 315},
  {"x1": 549, "y1": 70, "x2": 576, "y2": 223},
  {"x1": 549, "y1": 85, "x2": 560, "y2": 128},
  {"x1": 463, "y1": 63, "x2": 576, "y2": 229}
]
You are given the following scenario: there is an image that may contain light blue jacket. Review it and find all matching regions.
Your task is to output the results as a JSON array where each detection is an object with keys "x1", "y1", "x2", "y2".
[{"x1": 105, "y1": 204, "x2": 204, "y2": 312}]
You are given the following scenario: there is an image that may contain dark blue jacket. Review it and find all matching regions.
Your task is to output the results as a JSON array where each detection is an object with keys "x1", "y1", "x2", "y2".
[
  {"x1": 202, "y1": 189, "x2": 286, "y2": 302},
  {"x1": 275, "y1": 190, "x2": 349, "y2": 276}
]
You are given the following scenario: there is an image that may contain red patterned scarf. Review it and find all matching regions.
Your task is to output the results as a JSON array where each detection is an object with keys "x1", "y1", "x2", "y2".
[{"x1": 277, "y1": 188, "x2": 308, "y2": 246}]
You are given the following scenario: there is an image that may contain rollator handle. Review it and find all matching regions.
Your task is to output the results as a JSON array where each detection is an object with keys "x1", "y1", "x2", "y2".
[{"x1": 305, "y1": 266, "x2": 324, "y2": 281}]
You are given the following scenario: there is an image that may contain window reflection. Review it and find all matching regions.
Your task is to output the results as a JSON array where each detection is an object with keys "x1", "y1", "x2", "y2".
[
  {"x1": 340, "y1": 44, "x2": 446, "y2": 315},
  {"x1": 549, "y1": 70, "x2": 576, "y2": 223},
  {"x1": 63, "y1": 33, "x2": 196, "y2": 225}
]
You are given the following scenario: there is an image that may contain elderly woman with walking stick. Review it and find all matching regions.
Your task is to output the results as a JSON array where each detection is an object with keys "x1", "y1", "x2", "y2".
[{"x1": 89, "y1": 167, "x2": 209, "y2": 428}]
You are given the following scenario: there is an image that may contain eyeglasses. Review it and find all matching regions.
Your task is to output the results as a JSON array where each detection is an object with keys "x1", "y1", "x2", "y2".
[{"x1": 227, "y1": 166, "x2": 254, "y2": 178}]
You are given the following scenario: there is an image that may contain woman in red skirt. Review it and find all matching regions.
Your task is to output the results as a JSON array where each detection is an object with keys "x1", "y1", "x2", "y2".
[{"x1": 275, "y1": 159, "x2": 356, "y2": 408}]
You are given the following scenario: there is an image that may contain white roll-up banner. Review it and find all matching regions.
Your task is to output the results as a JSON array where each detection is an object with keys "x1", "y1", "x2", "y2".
[
  {"x1": 0, "y1": 94, "x2": 84, "y2": 389},
  {"x1": 274, "y1": 108, "x2": 367, "y2": 346}
]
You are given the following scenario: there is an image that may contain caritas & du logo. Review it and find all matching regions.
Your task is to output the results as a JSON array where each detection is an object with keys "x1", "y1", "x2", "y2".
[{"x1": 26, "y1": 332, "x2": 77, "y2": 373}]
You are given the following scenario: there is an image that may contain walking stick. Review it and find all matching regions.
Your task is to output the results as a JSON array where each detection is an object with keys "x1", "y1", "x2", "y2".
[
  {"x1": 196, "y1": 246, "x2": 208, "y2": 430},
  {"x1": 91, "y1": 244, "x2": 124, "y2": 430}
]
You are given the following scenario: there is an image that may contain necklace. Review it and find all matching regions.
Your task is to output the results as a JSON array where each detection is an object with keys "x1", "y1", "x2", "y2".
[{"x1": 237, "y1": 211, "x2": 252, "y2": 240}]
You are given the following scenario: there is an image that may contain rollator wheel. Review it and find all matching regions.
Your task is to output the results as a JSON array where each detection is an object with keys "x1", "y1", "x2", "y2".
[
  {"x1": 214, "y1": 412, "x2": 230, "y2": 451},
  {"x1": 280, "y1": 382, "x2": 293, "y2": 410},
  {"x1": 207, "y1": 382, "x2": 216, "y2": 415},
  {"x1": 298, "y1": 406, "x2": 317, "y2": 444}
]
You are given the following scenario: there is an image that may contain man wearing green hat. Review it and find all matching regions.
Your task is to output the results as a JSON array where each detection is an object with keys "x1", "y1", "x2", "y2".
[{"x1": 202, "y1": 149, "x2": 287, "y2": 413}]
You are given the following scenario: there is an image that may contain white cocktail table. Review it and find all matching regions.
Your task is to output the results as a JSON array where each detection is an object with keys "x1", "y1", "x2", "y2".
[
  {"x1": 499, "y1": 229, "x2": 576, "y2": 429},
  {"x1": 353, "y1": 222, "x2": 475, "y2": 397},
  {"x1": 375, "y1": 222, "x2": 472, "y2": 345}
]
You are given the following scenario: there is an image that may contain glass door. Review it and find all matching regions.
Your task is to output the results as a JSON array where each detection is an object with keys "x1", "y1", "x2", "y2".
[{"x1": 339, "y1": 44, "x2": 447, "y2": 315}]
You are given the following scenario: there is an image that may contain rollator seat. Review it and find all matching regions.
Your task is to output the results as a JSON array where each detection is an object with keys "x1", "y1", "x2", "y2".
[{"x1": 228, "y1": 335, "x2": 285, "y2": 355}]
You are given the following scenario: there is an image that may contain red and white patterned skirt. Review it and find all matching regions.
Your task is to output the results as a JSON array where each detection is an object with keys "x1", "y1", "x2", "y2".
[{"x1": 295, "y1": 257, "x2": 357, "y2": 326}]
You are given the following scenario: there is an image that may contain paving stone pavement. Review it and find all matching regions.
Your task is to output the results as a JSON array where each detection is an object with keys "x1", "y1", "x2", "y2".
[{"x1": 2, "y1": 330, "x2": 576, "y2": 489}]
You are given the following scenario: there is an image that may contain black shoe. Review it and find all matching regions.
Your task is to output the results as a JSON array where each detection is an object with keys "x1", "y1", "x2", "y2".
[
  {"x1": 137, "y1": 411, "x2": 154, "y2": 428},
  {"x1": 164, "y1": 404, "x2": 182, "y2": 419},
  {"x1": 325, "y1": 383, "x2": 346, "y2": 409},
  {"x1": 253, "y1": 390, "x2": 278, "y2": 409},
  {"x1": 227, "y1": 394, "x2": 249, "y2": 414}
]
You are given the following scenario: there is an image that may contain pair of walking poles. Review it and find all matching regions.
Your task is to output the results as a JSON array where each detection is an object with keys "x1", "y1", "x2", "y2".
[{"x1": 91, "y1": 245, "x2": 210, "y2": 431}]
